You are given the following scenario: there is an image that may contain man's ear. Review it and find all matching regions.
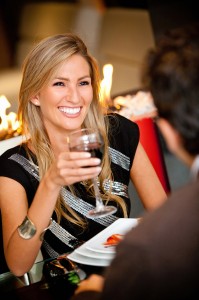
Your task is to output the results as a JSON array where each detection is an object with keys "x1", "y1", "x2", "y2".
[
  {"x1": 30, "y1": 96, "x2": 40, "y2": 106},
  {"x1": 157, "y1": 118, "x2": 182, "y2": 154}
]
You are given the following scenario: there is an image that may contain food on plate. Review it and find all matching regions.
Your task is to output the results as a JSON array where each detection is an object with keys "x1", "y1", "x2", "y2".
[{"x1": 103, "y1": 234, "x2": 124, "y2": 247}]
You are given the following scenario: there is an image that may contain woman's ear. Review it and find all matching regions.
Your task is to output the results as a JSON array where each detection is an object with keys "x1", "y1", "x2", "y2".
[{"x1": 30, "y1": 96, "x2": 40, "y2": 106}]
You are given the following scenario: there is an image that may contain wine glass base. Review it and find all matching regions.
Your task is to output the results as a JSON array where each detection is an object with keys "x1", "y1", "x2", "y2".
[{"x1": 87, "y1": 206, "x2": 117, "y2": 219}]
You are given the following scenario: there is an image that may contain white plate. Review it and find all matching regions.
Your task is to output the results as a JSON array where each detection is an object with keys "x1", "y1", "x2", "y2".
[
  {"x1": 68, "y1": 218, "x2": 138, "y2": 267},
  {"x1": 86, "y1": 218, "x2": 138, "y2": 254},
  {"x1": 75, "y1": 243, "x2": 115, "y2": 260},
  {"x1": 67, "y1": 251, "x2": 111, "y2": 267}
]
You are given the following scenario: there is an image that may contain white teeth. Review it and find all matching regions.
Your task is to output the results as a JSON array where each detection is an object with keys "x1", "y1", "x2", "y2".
[{"x1": 59, "y1": 107, "x2": 80, "y2": 115}]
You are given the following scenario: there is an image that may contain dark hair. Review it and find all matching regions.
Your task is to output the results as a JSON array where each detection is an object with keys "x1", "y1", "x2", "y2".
[{"x1": 142, "y1": 22, "x2": 199, "y2": 155}]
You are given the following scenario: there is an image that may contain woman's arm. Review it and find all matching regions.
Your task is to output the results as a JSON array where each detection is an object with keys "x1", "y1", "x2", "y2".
[
  {"x1": 130, "y1": 142, "x2": 167, "y2": 210},
  {"x1": 0, "y1": 151, "x2": 102, "y2": 276}
]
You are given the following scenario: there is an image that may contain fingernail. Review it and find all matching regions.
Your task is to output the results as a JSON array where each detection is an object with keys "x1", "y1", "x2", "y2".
[
  {"x1": 95, "y1": 159, "x2": 101, "y2": 165},
  {"x1": 84, "y1": 152, "x2": 91, "y2": 157}
]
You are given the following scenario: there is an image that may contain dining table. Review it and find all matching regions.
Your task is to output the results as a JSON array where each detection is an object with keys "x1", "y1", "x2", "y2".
[
  {"x1": 0, "y1": 218, "x2": 138, "y2": 299},
  {"x1": 0, "y1": 256, "x2": 104, "y2": 300}
]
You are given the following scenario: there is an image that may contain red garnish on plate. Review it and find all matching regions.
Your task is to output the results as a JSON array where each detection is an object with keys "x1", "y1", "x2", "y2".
[{"x1": 103, "y1": 234, "x2": 124, "y2": 247}]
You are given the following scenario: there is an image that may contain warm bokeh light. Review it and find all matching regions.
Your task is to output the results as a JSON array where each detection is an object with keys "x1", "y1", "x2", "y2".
[
  {"x1": 100, "y1": 64, "x2": 113, "y2": 106},
  {"x1": 0, "y1": 95, "x2": 22, "y2": 140}
]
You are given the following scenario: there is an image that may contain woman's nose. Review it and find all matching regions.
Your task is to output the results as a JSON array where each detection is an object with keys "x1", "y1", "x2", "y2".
[{"x1": 68, "y1": 87, "x2": 81, "y2": 104}]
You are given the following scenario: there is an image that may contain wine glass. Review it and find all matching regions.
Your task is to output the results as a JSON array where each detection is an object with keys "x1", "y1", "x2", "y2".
[{"x1": 67, "y1": 128, "x2": 117, "y2": 218}]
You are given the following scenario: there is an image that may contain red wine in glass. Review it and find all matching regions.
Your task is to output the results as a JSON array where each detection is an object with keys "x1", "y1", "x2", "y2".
[
  {"x1": 68, "y1": 128, "x2": 117, "y2": 218},
  {"x1": 70, "y1": 142, "x2": 103, "y2": 159}
]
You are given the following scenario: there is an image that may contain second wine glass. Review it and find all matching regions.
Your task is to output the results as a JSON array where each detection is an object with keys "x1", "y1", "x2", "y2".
[{"x1": 67, "y1": 128, "x2": 117, "y2": 218}]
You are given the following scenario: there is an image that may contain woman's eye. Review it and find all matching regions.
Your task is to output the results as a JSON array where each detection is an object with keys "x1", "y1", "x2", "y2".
[
  {"x1": 79, "y1": 81, "x2": 90, "y2": 86},
  {"x1": 54, "y1": 81, "x2": 64, "y2": 86}
]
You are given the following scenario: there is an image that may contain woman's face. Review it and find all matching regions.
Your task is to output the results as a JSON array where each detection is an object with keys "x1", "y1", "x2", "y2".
[{"x1": 31, "y1": 54, "x2": 93, "y2": 137}]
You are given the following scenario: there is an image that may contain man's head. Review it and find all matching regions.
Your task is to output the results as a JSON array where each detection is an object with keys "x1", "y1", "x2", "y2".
[{"x1": 142, "y1": 22, "x2": 199, "y2": 164}]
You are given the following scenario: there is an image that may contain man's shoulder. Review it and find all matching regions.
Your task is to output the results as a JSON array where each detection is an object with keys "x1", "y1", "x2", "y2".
[
  {"x1": 123, "y1": 180, "x2": 199, "y2": 245},
  {"x1": 168, "y1": 179, "x2": 199, "y2": 205}
]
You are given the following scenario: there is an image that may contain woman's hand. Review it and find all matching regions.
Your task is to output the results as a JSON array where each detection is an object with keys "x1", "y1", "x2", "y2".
[{"x1": 46, "y1": 151, "x2": 102, "y2": 188}]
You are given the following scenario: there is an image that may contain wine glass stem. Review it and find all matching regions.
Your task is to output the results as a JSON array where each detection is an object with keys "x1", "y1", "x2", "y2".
[{"x1": 92, "y1": 177, "x2": 105, "y2": 211}]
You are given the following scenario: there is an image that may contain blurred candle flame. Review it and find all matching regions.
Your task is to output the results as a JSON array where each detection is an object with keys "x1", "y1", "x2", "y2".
[
  {"x1": 0, "y1": 95, "x2": 22, "y2": 140},
  {"x1": 100, "y1": 64, "x2": 113, "y2": 106}
]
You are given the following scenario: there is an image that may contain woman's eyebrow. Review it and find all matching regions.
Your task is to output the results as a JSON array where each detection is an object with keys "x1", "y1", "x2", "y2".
[{"x1": 55, "y1": 75, "x2": 91, "y2": 81}]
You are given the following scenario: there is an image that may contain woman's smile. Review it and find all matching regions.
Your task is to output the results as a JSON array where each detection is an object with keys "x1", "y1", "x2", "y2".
[{"x1": 58, "y1": 106, "x2": 81, "y2": 117}]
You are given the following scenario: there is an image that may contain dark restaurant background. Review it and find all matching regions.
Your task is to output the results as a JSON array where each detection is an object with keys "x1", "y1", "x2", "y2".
[{"x1": 0, "y1": 0, "x2": 198, "y2": 69}]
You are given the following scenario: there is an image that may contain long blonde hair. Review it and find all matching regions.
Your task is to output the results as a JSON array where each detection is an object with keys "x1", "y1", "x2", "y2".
[{"x1": 18, "y1": 33, "x2": 127, "y2": 228}]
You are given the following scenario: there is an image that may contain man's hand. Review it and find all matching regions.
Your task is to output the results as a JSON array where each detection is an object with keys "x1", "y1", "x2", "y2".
[{"x1": 75, "y1": 274, "x2": 104, "y2": 294}]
